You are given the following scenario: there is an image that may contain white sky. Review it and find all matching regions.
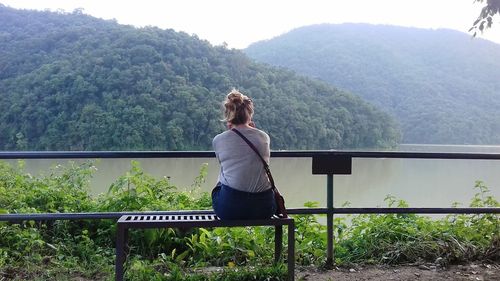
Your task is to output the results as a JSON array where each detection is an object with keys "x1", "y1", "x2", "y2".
[{"x1": 1, "y1": 0, "x2": 499, "y2": 48}]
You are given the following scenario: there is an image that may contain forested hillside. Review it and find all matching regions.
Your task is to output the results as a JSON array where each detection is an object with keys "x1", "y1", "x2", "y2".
[
  {"x1": 245, "y1": 24, "x2": 500, "y2": 144},
  {"x1": 0, "y1": 6, "x2": 400, "y2": 150}
]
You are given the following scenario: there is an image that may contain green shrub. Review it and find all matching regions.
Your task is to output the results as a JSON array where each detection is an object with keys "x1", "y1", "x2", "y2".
[
  {"x1": 0, "y1": 160, "x2": 498, "y2": 280},
  {"x1": 335, "y1": 181, "x2": 499, "y2": 264}
]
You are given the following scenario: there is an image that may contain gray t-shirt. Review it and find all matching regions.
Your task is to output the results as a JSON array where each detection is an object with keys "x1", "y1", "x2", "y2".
[{"x1": 213, "y1": 127, "x2": 272, "y2": 193}]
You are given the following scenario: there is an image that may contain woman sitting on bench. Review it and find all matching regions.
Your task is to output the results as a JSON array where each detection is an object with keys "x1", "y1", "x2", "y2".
[{"x1": 211, "y1": 89, "x2": 277, "y2": 220}]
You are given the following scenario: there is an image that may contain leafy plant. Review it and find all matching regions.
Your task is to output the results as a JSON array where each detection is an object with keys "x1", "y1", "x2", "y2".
[
  {"x1": 335, "y1": 181, "x2": 499, "y2": 264},
  {"x1": 0, "y1": 160, "x2": 498, "y2": 280}
]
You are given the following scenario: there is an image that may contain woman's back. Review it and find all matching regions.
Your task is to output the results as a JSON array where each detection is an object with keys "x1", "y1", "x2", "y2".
[{"x1": 213, "y1": 127, "x2": 271, "y2": 193}]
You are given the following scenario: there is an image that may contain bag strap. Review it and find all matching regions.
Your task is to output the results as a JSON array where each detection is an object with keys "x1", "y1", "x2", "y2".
[{"x1": 231, "y1": 128, "x2": 276, "y2": 189}]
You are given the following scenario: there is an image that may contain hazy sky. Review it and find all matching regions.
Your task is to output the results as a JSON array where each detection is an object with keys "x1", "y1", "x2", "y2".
[{"x1": 2, "y1": 0, "x2": 499, "y2": 48}]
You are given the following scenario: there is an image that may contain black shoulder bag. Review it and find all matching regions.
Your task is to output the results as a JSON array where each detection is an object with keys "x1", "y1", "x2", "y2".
[{"x1": 232, "y1": 128, "x2": 288, "y2": 218}]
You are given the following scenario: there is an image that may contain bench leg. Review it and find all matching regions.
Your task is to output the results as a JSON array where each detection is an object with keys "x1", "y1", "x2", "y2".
[
  {"x1": 274, "y1": 225, "x2": 283, "y2": 263},
  {"x1": 116, "y1": 225, "x2": 128, "y2": 281},
  {"x1": 287, "y1": 222, "x2": 295, "y2": 281}
]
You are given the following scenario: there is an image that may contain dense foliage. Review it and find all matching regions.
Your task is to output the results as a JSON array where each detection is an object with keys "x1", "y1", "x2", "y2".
[
  {"x1": 0, "y1": 6, "x2": 400, "y2": 151},
  {"x1": 0, "y1": 161, "x2": 498, "y2": 280},
  {"x1": 470, "y1": 0, "x2": 500, "y2": 35},
  {"x1": 245, "y1": 23, "x2": 500, "y2": 144}
]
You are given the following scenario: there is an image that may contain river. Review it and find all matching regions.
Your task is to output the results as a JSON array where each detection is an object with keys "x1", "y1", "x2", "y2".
[{"x1": 4, "y1": 145, "x2": 500, "y2": 209}]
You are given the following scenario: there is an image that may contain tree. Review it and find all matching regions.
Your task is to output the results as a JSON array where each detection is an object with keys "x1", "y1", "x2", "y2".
[
  {"x1": 470, "y1": 0, "x2": 500, "y2": 36},
  {"x1": 0, "y1": 6, "x2": 401, "y2": 151}
]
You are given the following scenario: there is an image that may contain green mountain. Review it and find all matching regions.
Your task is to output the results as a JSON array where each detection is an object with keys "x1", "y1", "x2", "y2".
[
  {"x1": 0, "y1": 6, "x2": 400, "y2": 151},
  {"x1": 245, "y1": 23, "x2": 500, "y2": 144}
]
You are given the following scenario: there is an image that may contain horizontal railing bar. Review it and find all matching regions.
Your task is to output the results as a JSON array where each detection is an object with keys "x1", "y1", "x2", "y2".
[
  {"x1": 1, "y1": 150, "x2": 500, "y2": 160},
  {"x1": 290, "y1": 207, "x2": 500, "y2": 214},
  {"x1": 330, "y1": 207, "x2": 500, "y2": 214},
  {"x1": 1, "y1": 208, "x2": 498, "y2": 222},
  {"x1": 0, "y1": 151, "x2": 215, "y2": 159},
  {"x1": 0, "y1": 210, "x2": 214, "y2": 221}
]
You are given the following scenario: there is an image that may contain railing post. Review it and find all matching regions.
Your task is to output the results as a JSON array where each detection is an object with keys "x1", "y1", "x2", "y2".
[
  {"x1": 326, "y1": 173, "x2": 334, "y2": 267},
  {"x1": 312, "y1": 154, "x2": 352, "y2": 268}
]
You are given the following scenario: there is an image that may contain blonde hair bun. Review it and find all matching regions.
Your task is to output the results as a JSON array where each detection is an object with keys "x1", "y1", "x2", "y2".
[
  {"x1": 223, "y1": 89, "x2": 254, "y2": 125},
  {"x1": 227, "y1": 89, "x2": 245, "y2": 106}
]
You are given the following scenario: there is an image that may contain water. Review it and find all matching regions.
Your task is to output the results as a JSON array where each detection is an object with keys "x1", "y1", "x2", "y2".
[
  {"x1": 399, "y1": 144, "x2": 500, "y2": 153},
  {"x1": 4, "y1": 145, "x2": 500, "y2": 209}
]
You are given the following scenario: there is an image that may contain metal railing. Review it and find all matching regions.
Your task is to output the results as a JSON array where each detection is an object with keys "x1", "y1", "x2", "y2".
[{"x1": 1, "y1": 150, "x2": 499, "y2": 265}]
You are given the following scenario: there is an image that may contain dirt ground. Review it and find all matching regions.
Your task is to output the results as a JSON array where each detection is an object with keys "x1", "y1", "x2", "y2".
[
  {"x1": 3, "y1": 263, "x2": 498, "y2": 280},
  {"x1": 296, "y1": 263, "x2": 500, "y2": 281}
]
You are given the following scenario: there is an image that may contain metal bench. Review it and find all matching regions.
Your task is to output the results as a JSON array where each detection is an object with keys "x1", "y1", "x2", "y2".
[{"x1": 116, "y1": 214, "x2": 295, "y2": 281}]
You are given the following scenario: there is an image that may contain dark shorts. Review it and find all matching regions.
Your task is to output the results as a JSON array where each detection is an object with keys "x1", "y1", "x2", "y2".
[{"x1": 212, "y1": 183, "x2": 277, "y2": 220}]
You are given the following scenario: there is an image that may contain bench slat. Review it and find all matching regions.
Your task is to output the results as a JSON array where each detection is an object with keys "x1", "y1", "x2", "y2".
[{"x1": 118, "y1": 214, "x2": 293, "y2": 228}]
